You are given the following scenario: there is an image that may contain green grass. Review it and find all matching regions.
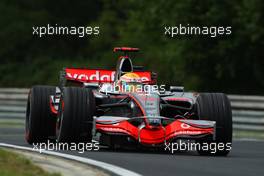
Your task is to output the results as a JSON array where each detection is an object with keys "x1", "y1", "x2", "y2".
[
  {"x1": 0, "y1": 119, "x2": 24, "y2": 128},
  {"x1": 0, "y1": 122, "x2": 24, "y2": 128},
  {"x1": 233, "y1": 130, "x2": 264, "y2": 140},
  {"x1": 0, "y1": 149, "x2": 60, "y2": 176}
]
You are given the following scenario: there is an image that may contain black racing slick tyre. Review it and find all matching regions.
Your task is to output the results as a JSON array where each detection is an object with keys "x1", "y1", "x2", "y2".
[
  {"x1": 57, "y1": 87, "x2": 95, "y2": 143},
  {"x1": 196, "y1": 93, "x2": 232, "y2": 156},
  {"x1": 25, "y1": 86, "x2": 56, "y2": 144}
]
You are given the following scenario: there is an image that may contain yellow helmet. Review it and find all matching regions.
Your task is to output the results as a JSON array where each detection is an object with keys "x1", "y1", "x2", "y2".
[
  {"x1": 120, "y1": 72, "x2": 141, "y2": 82},
  {"x1": 119, "y1": 73, "x2": 141, "y2": 93}
]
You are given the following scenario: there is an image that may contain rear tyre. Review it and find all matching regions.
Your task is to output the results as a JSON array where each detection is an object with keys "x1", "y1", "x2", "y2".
[
  {"x1": 196, "y1": 93, "x2": 232, "y2": 156},
  {"x1": 57, "y1": 87, "x2": 95, "y2": 143},
  {"x1": 25, "y1": 86, "x2": 56, "y2": 144}
]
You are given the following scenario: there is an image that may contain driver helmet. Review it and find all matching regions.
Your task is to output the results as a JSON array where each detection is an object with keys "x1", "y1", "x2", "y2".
[{"x1": 119, "y1": 73, "x2": 142, "y2": 93}]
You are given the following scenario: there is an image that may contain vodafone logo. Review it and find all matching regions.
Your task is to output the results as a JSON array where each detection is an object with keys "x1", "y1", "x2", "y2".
[
  {"x1": 65, "y1": 68, "x2": 151, "y2": 83},
  {"x1": 181, "y1": 123, "x2": 191, "y2": 129},
  {"x1": 101, "y1": 127, "x2": 127, "y2": 133},
  {"x1": 66, "y1": 70, "x2": 115, "y2": 82}
]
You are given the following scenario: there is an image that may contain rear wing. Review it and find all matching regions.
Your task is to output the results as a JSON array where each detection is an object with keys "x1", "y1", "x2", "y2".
[
  {"x1": 113, "y1": 47, "x2": 139, "y2": 57},
  {"x1": 113, "y1": 47, "x2": 139, "y2": 53},
  {"x1": 63, "y1": 68, "x2": 157, "y2": 84}
]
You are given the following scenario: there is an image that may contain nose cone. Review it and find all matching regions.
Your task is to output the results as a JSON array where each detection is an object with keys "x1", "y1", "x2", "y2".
[
  {"x1": 146, "y1": 118, "x2": 162, "y2": 128},
  {"x1": 138, "y1": 124, "x2": 166, "y2": 144}
]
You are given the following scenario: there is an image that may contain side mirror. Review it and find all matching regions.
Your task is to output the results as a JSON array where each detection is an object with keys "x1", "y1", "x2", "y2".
[{"x1": 170, "y1": 86, "x2": 184, "y2": 92}]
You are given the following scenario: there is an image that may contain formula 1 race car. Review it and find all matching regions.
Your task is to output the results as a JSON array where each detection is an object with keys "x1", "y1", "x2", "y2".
[{"x1": 25, "y1": 47, "x2": 232, "y2": 156}]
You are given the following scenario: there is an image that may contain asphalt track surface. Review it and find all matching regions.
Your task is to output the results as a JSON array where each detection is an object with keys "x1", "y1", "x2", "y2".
[{"x1": 0, "y1": 126, "x2": 263, "y2": 176}]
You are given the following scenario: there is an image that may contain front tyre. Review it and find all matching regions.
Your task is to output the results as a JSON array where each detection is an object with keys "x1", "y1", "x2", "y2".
[
  {"x1": 196, "y1": 93, "x2": 232, "y2": 156},
  {"x1": 57, "y1": 87, "x2": 95, "y2": 143}
]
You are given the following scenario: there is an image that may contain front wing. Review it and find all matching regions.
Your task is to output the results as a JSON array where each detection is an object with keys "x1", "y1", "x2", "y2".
[{"x1": 96, "y1": 117, "x2": 216, "y2": 145}]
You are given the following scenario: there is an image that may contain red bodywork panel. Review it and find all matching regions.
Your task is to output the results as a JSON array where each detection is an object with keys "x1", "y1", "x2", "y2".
[
  {"x1": 96, "y1": 119, "x2": 214, "y2": 145},
  {"x1": 65, "y1": 68, "x2": 153, "y2": 83}
]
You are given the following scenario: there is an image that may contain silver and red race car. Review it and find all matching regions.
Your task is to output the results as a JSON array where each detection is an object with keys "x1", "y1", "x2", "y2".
[{"x1": 25, "y1": 47, "x2": 232, "y2": 156}]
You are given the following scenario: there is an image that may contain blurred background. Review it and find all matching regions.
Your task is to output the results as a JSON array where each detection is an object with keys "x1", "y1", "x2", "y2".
[{"x1": 1, "y1": 0, "x2": 264, "y2": 95}]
